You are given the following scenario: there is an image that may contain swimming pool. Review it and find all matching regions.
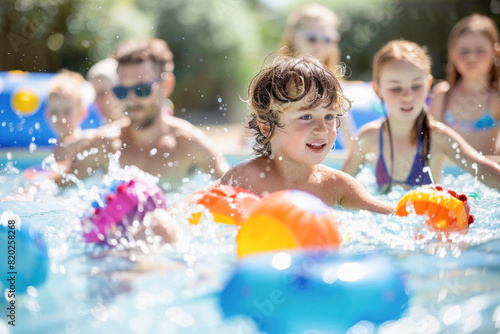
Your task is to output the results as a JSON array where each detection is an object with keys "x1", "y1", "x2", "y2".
[{"x1": 1, "y1": 150, "x2": 500, "y2": 334}]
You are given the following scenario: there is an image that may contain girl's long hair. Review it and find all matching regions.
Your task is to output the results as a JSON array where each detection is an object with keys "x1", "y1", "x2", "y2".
[
  {"x1": 373, "y1": 40, "x2": 432, "y2": 192},
  {"x1": 446, "y1": 13, "x2": 500, "y2": 89}
]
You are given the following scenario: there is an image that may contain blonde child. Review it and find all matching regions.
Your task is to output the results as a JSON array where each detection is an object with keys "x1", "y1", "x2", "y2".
[
  {"x1": 86, "y1": 58, "x2": 125, "y2": 123},
  {"x1": 46, "y1": 71, "x2": 89, "y2": 164},
  {"x1": 217, "y1": 55, "x2": 393, "y2": 214},
  {"x1": 430, "y1": 14, "x2": 500, "y2": 155},
  {"x1": 342, "y1": 40, "x2": 500, "y2": 192}
]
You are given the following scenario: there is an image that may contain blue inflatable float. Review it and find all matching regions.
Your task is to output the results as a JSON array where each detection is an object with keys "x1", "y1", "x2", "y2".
[
  {"x1": 0, "y1": 71, "x2": 103, "y2": 148},
  {"x1": 220, "y1": 251, "x2": 409, "y2": 333},
  {"x1": 0, "y1": 210, "x2": 49, "y2": 292}
]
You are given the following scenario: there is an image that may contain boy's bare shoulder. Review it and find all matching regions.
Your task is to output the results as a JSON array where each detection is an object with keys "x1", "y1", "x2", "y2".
[
  {"x1": 320, "y1": 165, "x2": 353, "y2": 184},
  {"x1": 224, "y1": 158, "x2": 263, "y2": 177},
  {"x1": 220, "y1": 157, "x2": 264, "y2": 187}
]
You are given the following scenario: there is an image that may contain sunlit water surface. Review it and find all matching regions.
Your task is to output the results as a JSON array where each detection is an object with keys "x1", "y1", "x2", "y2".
[{"x1": 0, "y1": 152, "x2": 499, "y2": 334}]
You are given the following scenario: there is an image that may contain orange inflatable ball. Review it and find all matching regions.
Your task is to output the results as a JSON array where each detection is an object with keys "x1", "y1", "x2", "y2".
[
  {"x1": 395, "y1": 185, "x2": 474, "y2": 232},
  {"x1": 189, "y1": 185, "x2": 262, "y2": 226},
  {"x1": 236, "y1": 190, "x2": 342, "y2": 258}
]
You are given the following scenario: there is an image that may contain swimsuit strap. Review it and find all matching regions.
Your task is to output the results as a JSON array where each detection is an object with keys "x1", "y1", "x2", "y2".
[
  {"x1": 415, "y1": 119, "x2": 424, "y2": 153},
  {"x1": 404, "y1": 122, "x2": 432, "y2": 186},
  {"x1": 375, "y1": 123, "x2": 391, "y2": 188},
  {"x1": 446, "y1": 86, "x2": 492, "y2": 114},
  {"x1": 378, "y1": 122, "x2": 384, "y2": 153}
]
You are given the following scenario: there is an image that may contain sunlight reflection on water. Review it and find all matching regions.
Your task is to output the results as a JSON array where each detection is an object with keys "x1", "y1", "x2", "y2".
[{"x1": 0, "y1": 152, "x2": 499, "y2": 333}]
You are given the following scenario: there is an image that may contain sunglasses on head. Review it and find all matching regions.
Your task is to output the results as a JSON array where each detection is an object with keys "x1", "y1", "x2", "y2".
[
  {"x1": 303, "y1": 32, "x2": 339, "y2": 45},
  {"x1": 113, "y1": 78, "x2": 162, "y2": 100}
]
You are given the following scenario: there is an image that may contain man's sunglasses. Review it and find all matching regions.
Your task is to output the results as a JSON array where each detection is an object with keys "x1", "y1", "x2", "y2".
[{"x1": 113, "y1": 79, "x2": 162, "y2": 100}]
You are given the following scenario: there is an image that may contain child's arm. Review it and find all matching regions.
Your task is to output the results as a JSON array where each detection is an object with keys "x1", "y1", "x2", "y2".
[
  {"x1": 433, "y1": 122, "x2": 500, "y2": 190},
  {"x1": 336, "y1": 172, "x2": 394, "y2": 214},
  {"x1": 428, "y1": 89, "x2": 447, "y2": 122}
]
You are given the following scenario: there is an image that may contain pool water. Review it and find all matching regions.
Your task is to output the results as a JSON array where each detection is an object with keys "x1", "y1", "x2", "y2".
[{"x1": 0, "y1": 150, "x2": 500, "y2": 334}]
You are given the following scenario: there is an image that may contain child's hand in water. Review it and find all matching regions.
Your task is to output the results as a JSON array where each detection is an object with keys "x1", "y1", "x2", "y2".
[
  {"x1": 148, "y1": 208, "x2": 178, "y2": 243},
  {"x1": 134, "y1": 208, "x2": 178, "y2": 244}
]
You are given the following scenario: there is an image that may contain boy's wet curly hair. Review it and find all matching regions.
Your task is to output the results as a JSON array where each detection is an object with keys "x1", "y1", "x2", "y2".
[{"x1": 247, "y1": 55, "x2": 351, "y2": 157}]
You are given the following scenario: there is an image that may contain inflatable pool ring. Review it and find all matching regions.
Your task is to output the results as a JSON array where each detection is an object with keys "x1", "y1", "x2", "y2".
[
  {"x1": 220, "y1": 250, "x2": 409, "y2": 334},
  {"x1": 189, "y1": 185, "x2": 262, "y2": 225},
  {"x1": 236, "y1": 190, "x2": 341, "y2": 258},
  {"x1": 395, "y1": 185, "x2": 475, "y2": 232},
  {"x1": 0, "y1": 211, "x2": 49, "y2": 292},
  {"x1": 82, "y1": 178, "x2": 167, "y2": 243}
]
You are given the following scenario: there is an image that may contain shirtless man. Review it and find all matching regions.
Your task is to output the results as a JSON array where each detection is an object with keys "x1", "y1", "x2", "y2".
[{"x1": 68, "y1": 38, "x2": 228, "y2": 186}]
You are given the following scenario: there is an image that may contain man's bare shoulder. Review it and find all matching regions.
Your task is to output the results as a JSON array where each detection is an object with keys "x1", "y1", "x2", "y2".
[
  {"x1": 164, "y1": 116, "x2": 200, "y2": 132},
  {"x1": 163, "y1": 116, "x2": 207, "y2": 140}
]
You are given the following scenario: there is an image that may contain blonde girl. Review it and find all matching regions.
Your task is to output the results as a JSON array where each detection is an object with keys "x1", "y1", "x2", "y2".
[
  {"x1": 278, "y1": 3, "x2": 341, "y2": 74},
  {"x1": 342, "y1": 40, "x2": 500, "y2": 192}
]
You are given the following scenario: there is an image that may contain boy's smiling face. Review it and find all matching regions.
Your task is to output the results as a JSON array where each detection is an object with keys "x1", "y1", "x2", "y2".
[{"x1": 270, "y1": 95, "x2": 339, "y2": 165}]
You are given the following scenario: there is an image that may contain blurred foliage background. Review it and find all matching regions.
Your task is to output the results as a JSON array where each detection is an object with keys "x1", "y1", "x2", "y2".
[{"x1": 1, "y1": 0, "x2": 498, "y2": 124}]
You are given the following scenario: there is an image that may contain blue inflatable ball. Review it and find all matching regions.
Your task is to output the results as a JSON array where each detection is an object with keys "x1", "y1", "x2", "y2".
[
  {"x1": 220, "y1": 251, "x2": 409, "y2": 334},
  {"x1": 0, "y1": 212, "x2": 49, "y2": 292}
]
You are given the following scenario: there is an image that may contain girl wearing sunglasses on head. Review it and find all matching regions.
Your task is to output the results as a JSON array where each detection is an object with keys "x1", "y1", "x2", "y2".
[
  {"x1": 278, "y1": 3, "x2": 341, "y2": 75},
  {"x1": 277, "y1": 4, "x2": 356, "y2": 150}
]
